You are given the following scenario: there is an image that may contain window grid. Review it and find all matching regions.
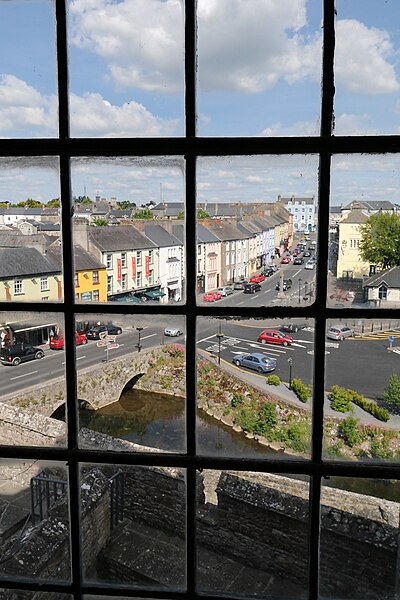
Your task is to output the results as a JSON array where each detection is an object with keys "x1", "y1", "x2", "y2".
[{"x1": 0, "y1": 1, "x2": 398, "y2": 599}]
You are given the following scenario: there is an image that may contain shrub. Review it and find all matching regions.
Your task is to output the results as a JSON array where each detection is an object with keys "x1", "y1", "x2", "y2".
[
  {"x1": 384, "y1": 374, "x2": 400, "y2": 408},
  {"x1": 231, "y1": 393, "x2": 245, "y2": 408},
  {"x1": 266, "y1": 374, "x2": 281, "y2": 386},
  {"x1": 286, "y1": 421, "x2": 311, "y2": 453},
  {"x1": 330, "y1": 385, "x2": 351, "y2": 413},
  {"x1": 253, "y1": 402, "x2": 278, "y2": 436},
  {"x1": 291, "y1": 378, "x2": 311, "y2": 403},
  {"x1": 235, "y1": 404, "x2": 259, "y2": 433},
  {"x1": 369, "y1": 437, "x2": 392, "y2": 460},
  {"x1": 338, "y1": 417, "x2": 362, "y2": 447}
]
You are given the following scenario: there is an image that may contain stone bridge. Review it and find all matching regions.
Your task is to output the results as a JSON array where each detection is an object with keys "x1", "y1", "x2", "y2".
[{"x1": 2, "y1": 346, "x2": 164, "y2": 419}]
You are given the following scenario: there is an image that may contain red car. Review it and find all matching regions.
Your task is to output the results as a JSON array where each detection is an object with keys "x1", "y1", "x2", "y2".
[
  {"x1": 258, "y1": 329, "x2": 293, "y2": 346},
  {"x1": 292, "y1": 250, "x2": 299, "y2": 257},
  {"x1": 249, "y1": 274, "x2": 266, "y2": 283},
  {"x1": 203, "y1": 291, "x2": 223, "y2": 302},
  {"x1": 49, "y1": 332, "x2": 88, "y2": 350},
  {"x1": 281, "y1": 256, "x2": 291, "y2": 264}
]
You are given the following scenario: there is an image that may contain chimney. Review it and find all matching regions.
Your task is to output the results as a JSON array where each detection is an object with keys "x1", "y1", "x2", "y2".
[{"x1": 73, "y1": 218, "x2": 90, "y2": 252}]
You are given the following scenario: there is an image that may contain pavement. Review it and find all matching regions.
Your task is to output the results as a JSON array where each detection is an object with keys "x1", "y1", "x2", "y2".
[{"x1": 198, "y1": 348, "x2": 400, "y2": 431}]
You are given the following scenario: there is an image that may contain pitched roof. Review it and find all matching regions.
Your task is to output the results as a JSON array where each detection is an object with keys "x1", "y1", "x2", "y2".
[
  {"x1": 0, "y1": 247, "x2": 60, "y2": 278},
  {"x1": 202, "y1": 221, "x2": 249, "y2": 241},
  {"x1": 342, "y1": 200, "x2": 397, "y2": 212},
  {"x1": 46, "y1": 245, "x2": 105, "y2": 271},
  {"x1": 341, "y1": 209, "x2": 369, "y2": 224},
  {"x1": 89, "y1": 225, "x2": 157, "y2": 251},
  {"x1": 144, "y1": 225, "x2": 181, "y2": 247},
  {"x1": 363, "y1": 266, "x2": 400, "y2": 288},
  {"x1": 197, "y1": 223, "x2": 220, "y2": 243}
]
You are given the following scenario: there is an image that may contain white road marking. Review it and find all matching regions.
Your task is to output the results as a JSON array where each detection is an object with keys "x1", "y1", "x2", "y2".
[
  {"x1": 231, "y1": 345, "x2": 249, "y2": 350},
  {"x1": 10, "y1": 370, "x2": 37, "y2": 380},
  {"x1": 197, "y1": 334, "x2": 217, "y2": 343},
  {"x1": 308, "y1": 350, "x2": 330, "y2": 355},
  {"x1": 142, "y1": 333, "x2": 157, "y2": 340},
  {"x1": 326, "y1": 342, "x2": 339, "y2": 348},
  {"x1": 247, "y1": 343, "x2": 288, "y2": 353},
  {"x1": 291, "y1": 342, "x2": 307, "y2": 348},
  {"x1": 296, "y1": 339, "x2": 314, "y2": 344},
  {"x1": 62, "y1": 356, "x2": 86, "y2": 364}
]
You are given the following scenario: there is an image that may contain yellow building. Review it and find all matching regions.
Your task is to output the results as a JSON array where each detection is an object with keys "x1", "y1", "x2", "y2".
[
  {"x1": 0, "y1": 247, "x2": 62, "y2": 302},
  {"x1": 336, "y1": 208, "x2": 370, "y2": 279},
  {"x1": 47, "y1": 245, "x2": 107, "y2": 303}
]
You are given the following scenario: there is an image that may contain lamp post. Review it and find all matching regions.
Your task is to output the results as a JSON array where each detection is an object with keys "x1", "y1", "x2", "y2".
[
  {"x1": 216, "y1": 323, "x2": 224, "y2": 365},
  {"x1": 136, "y1": 326, "x2": 143, "y2": 352},
  {"x1": 298, "y1": 278, "x2": 302, "y2": 304},
  {"x1": 304, "y1": 281, "x2": 309, "y2": 301},
  {"x1": 288, "y1": 357, "x2": 293, "y2": 389}
]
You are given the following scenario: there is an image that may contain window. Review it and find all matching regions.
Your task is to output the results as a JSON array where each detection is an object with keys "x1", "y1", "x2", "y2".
[
  {"x1": 2, "y1": 3, "x2": 398, "y2": 600},
  {"x1": 149, "y1": 249, "x2": 154, "y2": 264},
  {"x1": 93, "y1": 289, "x2": 99, "y2": 302},
  {"x1": 148, "y1": 269, "x2": 154, "y2": 284},
  {"x1": 92, "y1": 270, "x2": 99, "y2": 284},
  {"x1": 13, "y1": 279, "x2": 22, "y2": 295},
  {"x1": 121, "y1": 273, "x2": 127, "y2": 290},
  {"x1": 121, "y1": 252, "x2": 127, "y2": 267},
  {"x1": 40, "y1": 276, "x2": 49, "y2": 291},
  {"x1": 74, "y1": 273, "x2": 79, "y2": 287},
  {"x1": 378, "y1": 285, "x2": 388, "y2": 300}
]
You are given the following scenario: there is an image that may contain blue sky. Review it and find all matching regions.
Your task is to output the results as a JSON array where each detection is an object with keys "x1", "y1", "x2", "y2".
[{"x1": 0, "y1": 0, "x2": 400, "y2": 207}]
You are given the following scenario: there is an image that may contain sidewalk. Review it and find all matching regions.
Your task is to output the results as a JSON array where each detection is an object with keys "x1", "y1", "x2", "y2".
[{"x1": 199, "y1": 348, "x2": 400, "y2": 431}]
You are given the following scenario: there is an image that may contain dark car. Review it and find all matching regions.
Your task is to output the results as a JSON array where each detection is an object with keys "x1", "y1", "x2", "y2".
[
  {"x1": 262, "y1": 268, "x2": 275, "y2": 277},
  {"x1": 303, "y1": 251, "x2": 311, "y2": 257},
  {"x1": 86, "y1": 324, "x2": 123, "y2": 340},
  {"x1": 280, "y1": 323, "x2": 307, "y2": 333},
  {"x1": 275, "y1": 278, "x2": 292, "y2": 291},
  {"x1": 293, "y1": 257, "x2": 303, "y2": 265},
  {"x1": 233, "y1": 281, "x2": 247, "y2": 290},
  {"x1": 243, "y1": 282, "x2": 261, "y2": 294},
  {"x1": 0, "y1": 343, "x2": 45, "y2": 366}
]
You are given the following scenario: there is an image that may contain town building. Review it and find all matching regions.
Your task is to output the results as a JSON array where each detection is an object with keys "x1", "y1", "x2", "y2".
[
  {"x1": 277, "y1": 196, "x2": 316, "y2": 232},
  {"x1": 195, "y1": 224, "x2": 222, "y2": 293},
  {"x1": 202, "y1": 220, "x2": 249, "y2": 284},
  {"x1": 144, "y1": 224, "x2": 183, "y2": 302},
  {"x1": 336, "y1": 206, "x2": 370, "y2": 280},
  {"x1": 363, "y1": 267, "x2": 400, "y2": 307}
]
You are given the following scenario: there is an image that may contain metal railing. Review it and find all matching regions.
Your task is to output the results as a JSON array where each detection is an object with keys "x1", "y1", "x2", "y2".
[{"x1": 30, "y1": 472, "x2": 68, "y2": 527}]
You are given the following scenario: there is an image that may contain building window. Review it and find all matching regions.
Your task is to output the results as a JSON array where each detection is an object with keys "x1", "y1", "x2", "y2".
[
  {"x1": 121, "y1": 273, "x2": 127, "y2": 290},
  {"x1": 378, "y1": 285, "x2": 388, "y2": 300},
  {"x1": 93, "y1": 289, "x2": 99, "y2": 302},
  {"x1": 13, "y1": 279, "x2": 22, "y2": 295},
  {"x1": 121, "y1": 252, "x2": 127, "y2": 267},
  {"x1": 137, "y1": 271, "x2": 142, "y2": 287},
  {"x1": 40, "y1": 276, "x2": 49, "y2": 291},
  {"x1": 92, "y1": 270, "x2": 99, "y2": 284},
  {"x1": 106, "y1": 253, "x2": 112, "y2": 269},
  {"x1": 107, "y1": 275, "x2": 113, "y2": 294},
  {"x1": 148, "y1": 249, "x2": 154, "y2": 264},
  {"x1": 74, "y1": 273, "x2": 79, "y2": 287},
  {"x1": 148, "y1": 269, "x2": 154, "y2": 284}
]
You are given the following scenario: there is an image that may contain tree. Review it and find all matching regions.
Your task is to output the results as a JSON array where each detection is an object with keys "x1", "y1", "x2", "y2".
[
  {"x1": 359, "y1": 212, "x2": 400, "y2": 270},
  {"x1": 176, "y1": 212, "x2": 184, "y2": 219},
  {"x1": 117, "y1": 201, "x2": 136, "y2": 209},
  {"x1": 17, "y1": 198, "x2": 43, "y2": 208},
  {"x1": 197, "y1": 208, "x2": 210, "y2": 219},
  {"x1": 133, "y1": 208, "x2": 154, "y2": 219},
  {"x1": 47, "y1": 198, "x2": 60, "y2": 208},
  {"x1": 92, "y1": 218, "x2": 109, "y2": 226},
  {"x1": 384, "y1": 374, "x2": 400, "y2": 408}
]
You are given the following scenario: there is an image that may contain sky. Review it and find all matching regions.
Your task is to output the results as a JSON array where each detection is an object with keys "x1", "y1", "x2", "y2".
[{"x1": 0, "y1": 0, "x2": 400, "y2": 206}]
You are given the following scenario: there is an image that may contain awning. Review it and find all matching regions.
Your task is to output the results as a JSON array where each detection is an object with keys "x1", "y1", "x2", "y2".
[
  {"x1": 112, "y1": 295, "x2": 141, "y2": 303},
  {"x1": 143, "y1": 290, "x2": 166, "y2": 299}
]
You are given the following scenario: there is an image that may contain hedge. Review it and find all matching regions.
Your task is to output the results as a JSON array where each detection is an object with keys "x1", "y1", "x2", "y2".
[
  {"x1": 330, "y1": 385, "x2": 389, "y2": 422},
  {"x1": 291, "y1": 378, "x2": 311, "y2": 403}
]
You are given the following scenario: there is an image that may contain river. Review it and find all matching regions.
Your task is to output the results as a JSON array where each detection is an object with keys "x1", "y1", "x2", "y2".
[{"x1": 79, "y1": 388, "x2": 400, "y2": 502}]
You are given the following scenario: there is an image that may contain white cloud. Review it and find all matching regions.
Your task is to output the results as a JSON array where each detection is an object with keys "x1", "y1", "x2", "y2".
[
  {"x1": 333, "y1": 113, "x2": 377, "y2": 136},
  {"x1": 259, "y1": 118, "x2": 320, "y2": 136},
  {"x1": 335, "y1": 20, "x2": 400, "y2": 95}
]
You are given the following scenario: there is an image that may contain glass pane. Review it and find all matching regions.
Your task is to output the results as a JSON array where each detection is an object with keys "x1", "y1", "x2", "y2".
[
  {"x1": 320, "y1": 476, "x2": 400, "y2": 599},
  {"x1": 197, "y1": 317, "x2": 314, "y2": 459},
  {"x1": 197, "y1": 156, "x2": 318, "y2": 307},
  {"x1": 324, "y1": 318, "x2": 400, "y2": 462},
  {"x1": 0, "y1": 311, "x2": 67, "y2": 448},
  {"x1": 78, "y1": 313, "x2": 186, "y2": 453},
  {"x1": 334, "y1": 1, "x2": 400, "y2": 135},
  {"x1": 0, "y1": 157, "x2": 62, "y2": 303},
  {"x1": 197, "y1": 469, "x2": 309, "y2": 598},
  {"x1": 0, "y1": 593, "x2": 71, "y2": 600},
  {"x1": 71, "y1": 157, "x2": 185, "y2": 305},
  {"x1": 81, "y1": 463, "x2": 186, "y2": 590},
  {"x1": 0, "y1": 459, "x2": 69, "y2": 583},
  {"x1": 197, "y1": 0, "x2": 322, "y2": 136},
  {"x1": 329, "y1": 154, "x2": 400, "y2": 308},
  {"x1": 67, "y1": 0, "x2": 184, "y2": 137},
  {"x1": 0, "y1": 0, "x2": 58, "y2": 138}
]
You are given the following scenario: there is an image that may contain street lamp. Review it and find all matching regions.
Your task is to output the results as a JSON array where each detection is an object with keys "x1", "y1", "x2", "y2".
[
  {"x1": 136, "y1": 326, "x2": 143, "y2": 352},
  {"x1": 287, "y1": 357, "x2": 293, "y2": 389},
  {"x1": 298, "y1": 278, "x2": 302, "y2": 304},
  {"x1": 304, "y1": 281, "x2": 309, "y2": 301},
  {"x1": 216, "y1": 325, "x2": 224, "y2": 365}
]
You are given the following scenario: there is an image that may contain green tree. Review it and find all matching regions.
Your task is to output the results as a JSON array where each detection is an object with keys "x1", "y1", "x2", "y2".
[
  {"x1": 384, "y1": 374, "x2": 400, "y2": 407},
  {"x1": 197, "y1": 208, "x2": 210, "y2": 219},
  {"x1": 117, "y1": 200, "x2": 136, "y2": 209},
  {"x1": 359, "y1": 212, "x2": 400, "y2": 270},
  {"x1": 47, "y1": 198, "x2": 60, "y2": 208},
  {"x1": 92, "y1": 218, "x2": 109, "y2": 226},
  {"x1": 133, "y1": 208, "x2": 154, "y2": 219},
  {"x1": 176, "y1": 212, "x2": 184, "y2": 219},
  {"x1": 17, "y1": 198, "x2": 43, "y2": 208}
]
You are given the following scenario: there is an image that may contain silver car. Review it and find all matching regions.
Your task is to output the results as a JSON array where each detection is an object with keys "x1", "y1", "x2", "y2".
[
  {"x1": 164, "y1": 327, "x2": 182, "y2": 337},
  {"x1": 326, "y1": 324, "x2": 355, "y2": 341},
  {"x1": 217, "y1": 286, "x2": 234, "y2": 296}
]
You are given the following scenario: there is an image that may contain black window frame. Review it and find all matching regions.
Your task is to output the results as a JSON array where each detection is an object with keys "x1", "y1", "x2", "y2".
[{"x1": 0, "y1": 1, "x2": 399, "y2": 599}]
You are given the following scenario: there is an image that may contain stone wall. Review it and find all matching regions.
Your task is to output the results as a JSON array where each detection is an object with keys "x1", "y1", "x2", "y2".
[{"x1": 197, "y1": 471, "x2": 400, "y2": 600}]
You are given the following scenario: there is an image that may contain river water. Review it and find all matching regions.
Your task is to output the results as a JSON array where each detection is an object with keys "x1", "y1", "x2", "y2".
[{"x1": 79, "y1": 388, "x2": 400, "y2": 502}]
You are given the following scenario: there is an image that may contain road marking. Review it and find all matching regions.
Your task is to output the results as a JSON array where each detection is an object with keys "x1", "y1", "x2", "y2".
[
  {"x1": 247, "y1": 343, "x2": 288, "y2": 353},
  {"x1": 291, "y1": 342, "x2": 307, "y2": 348},
  {"x1": 197, "y1": 334, "x2": 217, "y2": 343},
  {"x1": 296, "y1": 339, "x2": 314, "y2": 344},
  {"x1": 62, "y1": 356, "x2": 86, "y2": 364},
  {"x1": 230, "y1": 345, "x2": 248, "y2": 350},
  {"x1": 10, "y1": 370, "x2": 38, "y2": 380},
  {"x1": 392, "y1": 348, "x2": 400, "y2": 354},
  {"x1": 308, "y1": 350, "x2": 330, "y2": 355},
  {"x1": 325, "y1": 342, "x2": 339, "y2": 348},
  {"x1": 142, "y1": 333, "x2": 157, "y2": 340}
]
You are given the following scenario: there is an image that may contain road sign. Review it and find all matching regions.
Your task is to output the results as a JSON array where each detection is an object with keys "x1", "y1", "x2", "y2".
[{"x1": 107, "y1": 343, "x2": 120, "y2": 350}]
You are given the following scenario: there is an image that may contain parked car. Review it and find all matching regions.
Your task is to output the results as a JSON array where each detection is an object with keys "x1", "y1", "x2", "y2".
[
  {"x1": 164, "y1": 328, "x2": 182, "y2": 337},
  {"x1": 275, "y1": 278, "x2": 292, "y2": 291},
  {"x1": 281, "y1": 256, "x2": 291, "y2": 264},
  {"x1": 233, "y1": 352, "x2": 276, "y2": 373},
  {"x1": 303, "y1": 251, "x2": 311, "y2": 257},
  {"x1": 0, "y1": 343, "x2": 45, "y2": 366},
  {"x1": 217, "y1": 286, "x2": 234, "y2": 296},
  {"x1": 203, "y1": 291, "x2": 223, "y2": 302},
  {"x1": 86, "y1": 324, "x2": 123, "y2": 340},
  {"x1": 305, "y1": 260, "x2": 315, "y2": 270},
  {"x1": 280, "y1": 323, "x2": 307, "y2": 333},
  {"x1": 293, "y1": 257, "x2": 304, "y2": 265},
  {"x1": 243, "y1": 282, "x2": 261, "y2": 294},
  {"x1": 249, "y1": 274, "x2": 266, "y2": 283},
  {"x1": 233, "y1": 281, "x2": 247, "y2": 290},
  {"x1": 258, "y1": 330, "x2": 293, "y2": 346},
  {"x1": 262, "y1": 268, "x2": 275, "y2": 277},
  {"x1": 326, "y1": 324, "x2": 355, "y2": 341},
  {"x1": 292, "y1": 250, "x2": 299, "y2": 257},
  {"x1": 49, "y1": 332, "x2": 88, "y2": 350}
]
